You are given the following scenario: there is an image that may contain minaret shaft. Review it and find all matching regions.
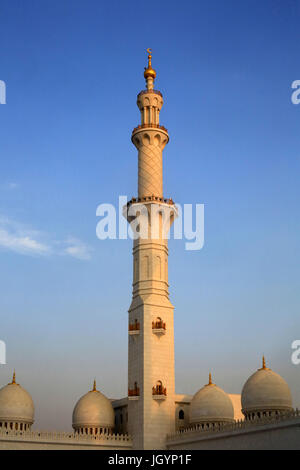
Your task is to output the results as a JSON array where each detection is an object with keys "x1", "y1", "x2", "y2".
[{"x1": 132, "y1": 90, "x2": 168, "y2": 199}]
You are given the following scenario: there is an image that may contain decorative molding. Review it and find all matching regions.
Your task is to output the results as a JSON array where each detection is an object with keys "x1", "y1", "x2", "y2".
[
  {"x1": 167, "y1": 409, "x2": 300, "y2": 442},
  {"x1": 0, "y1": 429, "x2": 132, "y2": 445}
]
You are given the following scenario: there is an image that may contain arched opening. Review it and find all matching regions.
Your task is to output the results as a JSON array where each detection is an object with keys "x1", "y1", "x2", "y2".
[
  {"x1": 152, "y1": 380, "x2": 167, "y2": 396},
  {"x1": 152, "y1": 317, "x2": 166, "y2": 330},
  {"x1": 179, "y1": 409, "x2": 184, "y2": 420},
  {"x1": 156, "y1": 380, "x2": 162, "y2": 394}
]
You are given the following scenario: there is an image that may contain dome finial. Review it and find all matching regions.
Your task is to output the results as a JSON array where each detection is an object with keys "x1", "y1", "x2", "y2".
[
  {"x1": 147, "y1": 48, "x2": 152, "y2": 66},
  {"x1": 144, "y1": 48, "x2": 156, "y2": 88},
  {"x1": 92, "y1": 379, "x2": 97, "y2": 392},
  {"x1": 258, "y1": 355, "x2": 270, "y2": 371},
  {"x1": 207, "y1": 372, "x2": 215, "y2": 386},
  {"x1": 9, "y1": 369, "x2": 19, "y2": 385}
]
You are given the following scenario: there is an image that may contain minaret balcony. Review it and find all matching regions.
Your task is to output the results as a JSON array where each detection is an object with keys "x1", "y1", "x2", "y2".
[
  {"x1": 126, "y1": 195, "x2": 174, "y2": 206},
  {"x1": 152, "y1": 320, "x2": 166, "y2": 335},
  {"x1": 123, "y1": 197, "x2": 176, "y2": 224},
  {"x1": 128, "y1": 383, "x2": 140, "y2": 400},
  {"x1": 138, "y1": 89, "x2": 163, "y2": 98},
  {"x1": 129, "y1": 320, "x2": 140, "y2": 335},
  {"x1": 132, "y1": 123, "x2": 168, "y2": 136},
  {"x1": 152, "y1": 383, "x2": 167, "y2": 400}
]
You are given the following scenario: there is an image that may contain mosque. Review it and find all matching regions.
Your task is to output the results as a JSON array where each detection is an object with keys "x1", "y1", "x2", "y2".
[{"x1": 0, "y1": 51, "x2": 299, "y2": 450}]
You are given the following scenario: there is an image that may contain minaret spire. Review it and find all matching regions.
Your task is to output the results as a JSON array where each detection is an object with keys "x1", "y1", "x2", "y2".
[
  {"x1": 92, "y1": 379, "x2": 97, "y2": 392},
  {"x1": 144, "y1": 48, "x2": 156, "y2": 90},
  {"x1": 132, "y1": 51, "x2": 168, "y2": 199}
]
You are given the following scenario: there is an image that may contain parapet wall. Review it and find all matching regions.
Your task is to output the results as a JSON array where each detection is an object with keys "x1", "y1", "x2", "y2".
[
  {"x1": 166, "y1": 409, "x2": 300, "y2": 450},
  {"x1": 0, "y1": 429, "x2": 132, "y2": 450}
]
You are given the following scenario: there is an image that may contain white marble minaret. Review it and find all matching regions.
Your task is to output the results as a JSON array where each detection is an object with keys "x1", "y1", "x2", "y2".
[{"x1": 125, "y1": 50, "x2": 176, "y2": 449}]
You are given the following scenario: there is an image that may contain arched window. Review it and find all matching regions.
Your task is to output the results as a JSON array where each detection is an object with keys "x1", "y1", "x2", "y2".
[
  {"x1": 179, "y1": 409, "x2": 184, "y2": 420},
  {"x1": 152, "y1": 317, "x2": 166, "y2": 329},
  {"x1": 152, "y1": 380, "x2": 167, "y2": 396},
  {"x1": 157, "y1": 380, "x2": 162, "y2": 394}
]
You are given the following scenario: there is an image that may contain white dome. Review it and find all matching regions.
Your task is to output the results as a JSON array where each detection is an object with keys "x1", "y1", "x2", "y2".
[
  {"x1": 190, "y1": 375, "x2": 234, "y2": 425},
  {"x1": 72, "y1": 381, "x2": 114, "y2": 431},
  {"x1": 241, "y1": 358, "x2": 293, "y2": 416},
  {"x1": 0, "y1": 374, "x2": 34, "y2": 425}
]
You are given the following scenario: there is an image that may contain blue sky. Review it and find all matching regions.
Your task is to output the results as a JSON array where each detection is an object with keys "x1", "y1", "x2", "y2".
[{"x1": 0, "y1": 0, "x2": 299, "y2": 430}]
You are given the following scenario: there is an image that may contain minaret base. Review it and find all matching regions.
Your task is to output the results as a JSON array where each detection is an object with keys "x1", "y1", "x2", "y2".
[{"x1": 128, "y1": 297, "x2": 175, "y2": 450}]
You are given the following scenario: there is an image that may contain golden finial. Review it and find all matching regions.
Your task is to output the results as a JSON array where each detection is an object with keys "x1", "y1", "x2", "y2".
[
  {"x1": 259, "y1": 355, "x2": 270, "y2": 371},
  {"x1": 147, "y1": 48, "x2": 153, "y2": 67},
  {"x1": 92, "y1": 379, "x2": 97, "y2": 392},
  {"x1": 207, "y1": 372, "x2": 215, "y2": 386},
  {"x1": 11, "y1": 370, "x2": 17, "y2": 385},
  {"x1": 144, "y1": 48, "x2": 156, "y2": 81}
]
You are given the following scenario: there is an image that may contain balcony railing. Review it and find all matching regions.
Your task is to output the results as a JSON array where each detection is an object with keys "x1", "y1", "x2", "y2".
[
  {"x1": 132, "y1": 123, "x2": 168, "y2": 134},
  {"x1": 137, "y1": 89, "x2": 163, "y2": 97},
  {"x1": 126, "y1": 196, "x2": 174, "y2": 206},
  {"x1": 152, "y1": 385, "x2": 167, "y2": 396},
  {"x1": 129, "y1": 321, "x2": 140, "y2": 332},
  {"x1": 128, "y1": 384, "x2": 140, "y2": 397},
  {"x1": 152, "y1": 320, "x2": 166, "y2": 330}
]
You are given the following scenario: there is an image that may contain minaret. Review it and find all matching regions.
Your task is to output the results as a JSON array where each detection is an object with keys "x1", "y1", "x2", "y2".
[{"x1": 125, "y1": 49, "x2": 176, "y2": 449}]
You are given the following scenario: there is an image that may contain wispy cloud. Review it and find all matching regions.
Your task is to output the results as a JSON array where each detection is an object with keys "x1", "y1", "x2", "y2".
[
  {"x1": 0, "y1": 182, "x2": 19, "y2": 190},
  {"x1": 0, "y1": 215, "x2": 92, "y2": 260},
  {"x1": 0, "y1": 228, "x2": 50, "y2": 255},
  {"x1": 63, "y1": 237, "x2": 92, "y2": 260},
  {"x1": 0, "y1": 216, "x2": 50, "y2": 256}
]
